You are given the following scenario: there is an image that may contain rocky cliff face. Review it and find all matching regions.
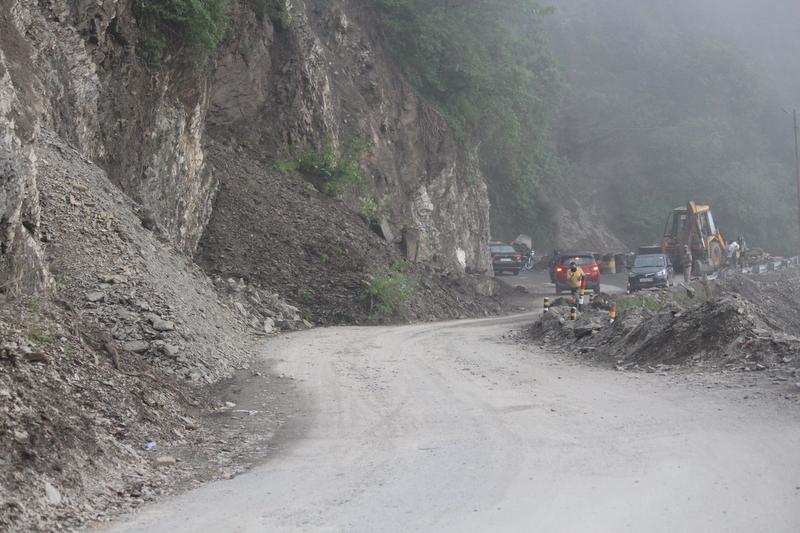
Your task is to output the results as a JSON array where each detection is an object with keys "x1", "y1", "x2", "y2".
[
  {"x1": 0, "y1": 2, "x2": 495, "y2": 526},
  {"x1": 205, "y1": 0, "x2": 491, "y2": 273},
  {"x1": 0, "y1": 0, "x2": 491, "y2": 303}
]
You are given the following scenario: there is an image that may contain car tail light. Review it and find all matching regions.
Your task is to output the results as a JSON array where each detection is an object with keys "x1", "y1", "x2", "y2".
[
  {"x1": 514, "y1": 254, "x2": 522, "y2": 261},
  {"x1": 592, "y1": 265, "x2": 599, "y2": 272},
  {"x1": 556, "y1": 267, "x2": 564, "y2": 272}
]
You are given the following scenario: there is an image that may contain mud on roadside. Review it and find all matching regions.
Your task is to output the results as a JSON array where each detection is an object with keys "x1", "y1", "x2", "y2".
[{"x1": 523, "y1": 270, "x2": 800, "y2": 396}]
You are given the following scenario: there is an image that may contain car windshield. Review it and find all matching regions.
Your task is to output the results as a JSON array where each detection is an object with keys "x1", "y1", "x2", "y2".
[
  {"x1": 491, "y1": 245, "x2": 516, "y2": 254},
  {"x1": 634, "y1": 255, "x2": 666, "y2": 268},
  {"x1": 559, "y1": 255, "x2": 594, "y2": 266}
]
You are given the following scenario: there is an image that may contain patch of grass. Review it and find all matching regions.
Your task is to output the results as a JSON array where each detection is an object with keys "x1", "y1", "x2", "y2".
[
  {"x1": 134, "y1": 0, "x2": 229, "y2": 68},
  {"x1": 27, "y1": 327, "x2": 54, "y2": 346},
  {"x1": 300, "y1": 288, "x2": 314, "y2": 303},
  {"x1": 391, "y1": 258, "x2": 412, "y2": 273},
  {"x1": 27, "y1": 297, "x2": 41, "y2": 313},
  {"x1": 359, "y1": 194, "x2": 390, "y2": 225},
  {"x1": 278, "y1": 137, "x2": 372, "y2": 197},
  {"x1": 359, "y1": 196, "x2": 380, "y2": 220},
  {"x1": 319, "y1": 254, "x2": 330, "y2": 265},
  {"x1": 366, "y1": 271, "x2": 415, "y2": 318},
  {"x1": 615, "y1": 293, "x2": 666, "y2": 313},
  {"x1": 249, "y1": 0, "x2": 293, "y2": 28}
]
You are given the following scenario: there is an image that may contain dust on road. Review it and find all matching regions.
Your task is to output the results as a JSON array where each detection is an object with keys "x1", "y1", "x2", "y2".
[{"x1": 107, "y1": 312, "x2": 800, "y2": 532}]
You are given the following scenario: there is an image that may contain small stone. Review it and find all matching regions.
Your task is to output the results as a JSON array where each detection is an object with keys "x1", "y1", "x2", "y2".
[
  {"x1": 101, "y1": 274, "x2": 128, "y2": 285},
  {"x1": 13, "y1": 429, "x2": 29, "y2": 443},
  {"x1": 151, "y1": 318, "x2": 175, "y2": 332},
  {"x1": 123, "y1": 340, "x2": 149, "y2": 353},
  {"x1": 161, "y1": 344, "x2": 180, "y2": 357},
  {"x1": 133, "y1": 299, "x2": 151, "y2": 311},
  {"x1": 181, "y1": 416, "x2": 199, "y2": 430},
  {"x1": 263, "y1": 318, "x2": 276, "y2": 335},
  {"x1": 44, "y1": 481, "x2": 62, "y2": 505},
  {"x1": 783, "y1": 357, "x2": 793, "y2": 364},
  {"x1": 86, "y1": 291, "x2": 105, "y2": 303},
  {"x1": 224, "y1": 401, "x2": 236, "y2": 409},
  {"x1": 155, "y1": 455, "x2": 176, "y2": 466}
]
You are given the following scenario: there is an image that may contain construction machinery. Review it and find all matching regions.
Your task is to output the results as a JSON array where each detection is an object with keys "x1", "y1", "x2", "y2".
[{"x1": 660, "y1": 201, "x2": 727, "y2": 274}]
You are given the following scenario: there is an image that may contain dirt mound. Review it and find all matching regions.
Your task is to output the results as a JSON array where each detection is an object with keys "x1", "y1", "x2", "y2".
[
  {"x1": 722, "y1": 270, "x2": 800, "y2": 333},
  {"x1": 197, "y1": 141, "x2": 501, "y2": 324},
  {"x1": 530, "y1": 272, "x2": 800, "y2": 373}
]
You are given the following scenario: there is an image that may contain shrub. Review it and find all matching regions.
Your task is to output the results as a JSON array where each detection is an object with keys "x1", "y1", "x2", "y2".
[
  {"x1": 134, "y1": 0, "x2": 230, "y2": 68},
  {"x1": 278, "y1": 138, "x2": 371, "y2": 197},
  {"x1": 366, "y1": 272, "x2": 415, "y2": 317}
]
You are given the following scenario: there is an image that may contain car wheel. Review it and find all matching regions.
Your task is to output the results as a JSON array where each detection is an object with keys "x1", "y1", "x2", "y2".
[{"x1": 513, "y1": 269, "x2": 520, "y2": 276}]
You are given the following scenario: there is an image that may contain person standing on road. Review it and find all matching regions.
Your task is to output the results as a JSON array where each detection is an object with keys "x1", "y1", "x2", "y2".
[
  {"x1": 682, "y1": 245, "x2": 693, "y2": 283},
  {"x1": 727, "y1": 240, "x2": 740, "y2": 268},
  {"x1": 567, "y1": 261, "x2": 584, "y2": 302}
]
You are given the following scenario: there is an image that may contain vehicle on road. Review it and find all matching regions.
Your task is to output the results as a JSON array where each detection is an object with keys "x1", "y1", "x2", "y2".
[
  {"x1": 489, "y1": 242, "x2": 524, "y2": 275},
  {"x1": 660, "y1": 201, "x2": 727, "y2": 275},
  {"x1": 627, "y1": 253, "x2": 674, "y2": 292},
  {"x1": 553, "y1": 252, "x2": 601, "y2": 294}
]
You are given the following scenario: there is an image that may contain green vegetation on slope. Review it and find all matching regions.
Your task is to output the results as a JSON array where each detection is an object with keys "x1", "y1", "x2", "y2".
[
  {"x1": 373, "y1": 0, "x2": 563, "y2": 245},
  {"x1": 134, "y1": 0, "x2": 229, "y2": 68}
]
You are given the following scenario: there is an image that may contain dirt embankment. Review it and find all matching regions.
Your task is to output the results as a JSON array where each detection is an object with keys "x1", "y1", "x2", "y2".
[{"x1": 530, "y1": 270, "x2": 800, "y2": 380}]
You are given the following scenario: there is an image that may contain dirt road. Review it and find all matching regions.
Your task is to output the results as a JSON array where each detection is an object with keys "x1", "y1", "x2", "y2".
[{"x1": 108, "y1": 313, "x2": 800, "y2": 532}]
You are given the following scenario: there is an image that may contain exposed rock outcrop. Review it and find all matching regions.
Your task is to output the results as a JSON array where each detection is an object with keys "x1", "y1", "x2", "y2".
[{"x1": 202, "y1": 0, "x2": 491, "y2": 275}]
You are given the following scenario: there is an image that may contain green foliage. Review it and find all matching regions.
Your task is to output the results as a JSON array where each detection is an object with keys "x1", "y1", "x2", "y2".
[
  {"x1": 391, "y1": 258, "x2": 412, "y2": 273},
  {"x1": 134, "y1": 0, "x2": 229, "y2": 68},
  {"x1": 366, "y1": 271, "x2": 415, "y2": 318},
  {"x1": 27, "y1": 327, "x2": 54, "y2": 346},
  {"x1": 615, "y1": 293, "x2": 666, "y2": 314},
  {"x1": 374, "y1": 0, "x2": 563, "y2": 241},
  {"x1": 359, "y1": 196, "x2": 380, "y2": 221},
  {"x1": 319, "y1": 253, "x2": 330, "y2": 265},
  {"x1": 279, "y1": 138, "x2": 371, "y2": 197},
  {"x1": 249, "y1": 0, "x2": 293, "y2": 28},
  {"x1": 27, "y1": 297, "x2": 41, "y2": 313}
]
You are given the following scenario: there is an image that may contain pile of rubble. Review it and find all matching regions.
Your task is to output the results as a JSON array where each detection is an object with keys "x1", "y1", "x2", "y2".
[
  {"x1": 212, "y1": 277, "x2": 312, "y2": 334},
  {"x1": 530, "y1": 270, "x2": 800, "y2": 375}
]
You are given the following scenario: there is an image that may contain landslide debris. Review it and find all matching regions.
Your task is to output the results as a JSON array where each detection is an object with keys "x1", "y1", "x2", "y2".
[
  {"x1": 197, "y1": 142, "x2": 502, "y2": 325},
  {"x1": 530, "y1": 270, "x2": 800, "y2": 375},
  {"x1": 0, "y1": 134, "x2": 295, "y2": 531}
]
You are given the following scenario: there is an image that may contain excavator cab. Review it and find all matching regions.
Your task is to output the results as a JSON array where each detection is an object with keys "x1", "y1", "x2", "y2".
[{"x1": 661, "y1": 201, "x2": 726, "y2": 273}]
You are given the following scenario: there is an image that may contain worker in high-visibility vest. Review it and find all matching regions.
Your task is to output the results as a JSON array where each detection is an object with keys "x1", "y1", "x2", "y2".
[{"x1": 567, "y1": 261, "x2": 585, "y2": 302}]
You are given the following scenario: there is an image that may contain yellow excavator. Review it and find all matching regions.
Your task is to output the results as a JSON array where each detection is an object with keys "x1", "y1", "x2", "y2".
[{"x1": 660, "y1": 201, "x2": 727, "y2": 274}]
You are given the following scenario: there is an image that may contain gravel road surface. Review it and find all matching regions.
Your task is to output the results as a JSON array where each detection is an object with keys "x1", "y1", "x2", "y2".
[{"x1": 107, "y1": 312, "x2": 800, "y2": 532}]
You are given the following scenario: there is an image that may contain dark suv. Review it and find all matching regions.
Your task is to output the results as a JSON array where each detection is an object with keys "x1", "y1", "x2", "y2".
[
  {"x1": 628, "y1": 253, "x2": 673, "y2": 292},
  {"x1": 490, "y1": 242, "x2": 524, "y2": 275}
]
